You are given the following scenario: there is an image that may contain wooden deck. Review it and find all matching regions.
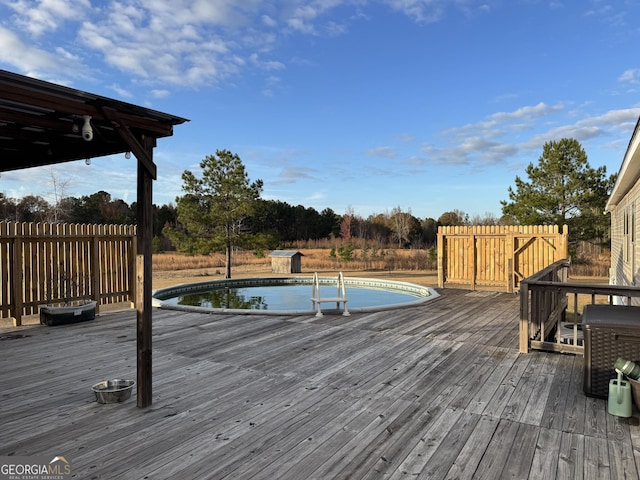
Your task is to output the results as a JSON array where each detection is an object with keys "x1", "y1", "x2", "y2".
[{"x1": 1, "y1": 288, "x2": 638, "y2": 479}]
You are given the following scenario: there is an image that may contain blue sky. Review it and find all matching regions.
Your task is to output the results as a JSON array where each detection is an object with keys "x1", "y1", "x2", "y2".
[{"x1": 1, "y1": 0, "x2": 640, "y2": 220}]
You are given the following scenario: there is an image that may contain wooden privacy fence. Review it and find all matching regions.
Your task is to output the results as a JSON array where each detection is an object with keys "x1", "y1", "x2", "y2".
[
  {"x1": 437, "y1": 225, "x2": 568, "y2": 293},
  {"x1": 0, "y1": 222, "x2": 136, "y2": 326}
]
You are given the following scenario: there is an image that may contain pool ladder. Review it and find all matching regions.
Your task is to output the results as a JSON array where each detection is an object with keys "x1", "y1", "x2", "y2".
[{"x1": 311, "y1": 272, "x2": 350, "y2": 317}]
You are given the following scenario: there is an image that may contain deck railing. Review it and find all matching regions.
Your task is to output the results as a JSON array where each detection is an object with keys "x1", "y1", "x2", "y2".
[{"x1": 519, "y1": 258, "x2": 640, "y2": 354}]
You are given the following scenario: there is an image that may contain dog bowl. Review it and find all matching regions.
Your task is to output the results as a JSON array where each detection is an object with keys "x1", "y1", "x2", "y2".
[{"x1": 92, "y1": 379, "x2": 135, "y2": 404}]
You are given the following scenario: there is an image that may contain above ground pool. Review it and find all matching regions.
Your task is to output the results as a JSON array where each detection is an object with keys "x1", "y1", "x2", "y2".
[{"x1": 152, "y1": 276, "x2": 438, "y2": 315}]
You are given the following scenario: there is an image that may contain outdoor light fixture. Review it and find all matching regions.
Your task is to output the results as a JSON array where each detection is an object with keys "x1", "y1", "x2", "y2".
[
  {"x1": 125, "y1": 151, "x2": 131, "y2": 159},
  {"x1": 82, "y1": 115, "x2": 93, "y2": 141},
  {"x1": 85, "y1": 158, "x2": 91, "y2": 165}
]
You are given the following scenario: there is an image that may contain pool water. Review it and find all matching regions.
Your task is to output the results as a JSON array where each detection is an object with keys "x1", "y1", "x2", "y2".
[{"x1": 161, "y1": 284, "x2": 423, "y2": 311}]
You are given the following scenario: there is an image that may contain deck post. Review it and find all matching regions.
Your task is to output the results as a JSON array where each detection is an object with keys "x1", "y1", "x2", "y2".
[
  {"x1": 135, "y1": 136, "x2": 156, "y2": 408},
  {"x1": 11, "y1": 223, "x2": 23, "y2": 327},
  {"x1": 519, "y1": 280, "x2": 530, "y2": 353},
  {"x1": 437, "y1": 227, "x2": 444, "y2": 288}
]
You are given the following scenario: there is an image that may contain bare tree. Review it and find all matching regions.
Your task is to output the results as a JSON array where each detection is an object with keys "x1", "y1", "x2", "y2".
[
  {"x1": 389, "y1": 206, "x2": 413, "y2": 248},
  {"x1": 469, "y1": 212, "x2": 500, "y2": 226},
  {"x1": 340, "y1": 206, "x2": 354, "y2": 242},
  {"x1": 45, "y1": 168, "x2": 73, "y2": 223}
]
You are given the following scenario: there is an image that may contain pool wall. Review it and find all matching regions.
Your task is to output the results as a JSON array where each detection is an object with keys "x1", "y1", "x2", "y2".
[{"x1": 152, "y1": 276, "x2": 439, "y2": 315}]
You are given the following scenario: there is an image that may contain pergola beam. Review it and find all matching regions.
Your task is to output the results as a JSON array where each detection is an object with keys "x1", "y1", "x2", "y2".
[{"x1": 102, "y1": 108, "x2": 157, "y2": 179}]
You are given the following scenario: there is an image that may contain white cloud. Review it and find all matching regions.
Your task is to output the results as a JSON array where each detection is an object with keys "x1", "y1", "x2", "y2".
[
  {"x1": 367, "y1": 146, "x2": 397, "y2": 159},
  {"x1": 441, "y1": 102, "x2": 565, "y2": 144},
  {"x1": 381, "y1": 0, "x2": 492, "y2": 24},
  {"x1": 619, "y1": 69, "x2": 640, "y2": 84},
  {"x1": 0, "y1": 26, "x2": 78, "y2": 76},
  {"x1": 397, "y1": 133, "x2": 416, "y2": 142},
  {"x1": 0, "y1": 0, "x2": 503, "y2": 91},
  {"x1": 249, "y1": 53, "x2": 285, "y2": 70},
  {"x1": 383, "y1": 0, "x2": 445, "y2": 23},
  {"x1": 490, "y1": 102, "x2": 564, "y2": 124},
  {"x1": 261, "y1": 14, "x2": 277, "y2": 27},
  {"x1": 275, "y1": 166, "x2": 317, "y2": 184},
  {"x1": 5, "y1": 0, "x2": 91, "y2": 36},
  {"x1": 151, "y1": 89, "x2": 170, "y2": 98},
  {"x1": 109, "y1": 84, "x2": 133, "y2": 98},
  {"x1": 422, "y1": 105, "x2": 640, "y2": 167}
]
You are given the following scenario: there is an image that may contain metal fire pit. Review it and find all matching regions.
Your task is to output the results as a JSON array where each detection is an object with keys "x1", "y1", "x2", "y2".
[{"x1": 91, "y1": 379, "x2": 135, "y2": 404}]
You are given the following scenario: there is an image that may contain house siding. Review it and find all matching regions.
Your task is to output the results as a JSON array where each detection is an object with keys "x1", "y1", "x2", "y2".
[
  {"x1": 610, "y1": 180, "x2": 640, "y2": 304},
  {"x1": 608, "y1": 115, "x2": 640, "y2": 304}
]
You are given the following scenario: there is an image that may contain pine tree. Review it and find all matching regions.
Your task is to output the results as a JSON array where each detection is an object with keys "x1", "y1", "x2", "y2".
[{"x1": 166, "y1": 149, "x2": 263, "y2": 278}]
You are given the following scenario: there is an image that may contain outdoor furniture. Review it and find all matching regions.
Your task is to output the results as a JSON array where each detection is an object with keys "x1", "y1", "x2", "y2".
[{"x1": 582, "y1": 304, "x2": 640, "y2": 398}]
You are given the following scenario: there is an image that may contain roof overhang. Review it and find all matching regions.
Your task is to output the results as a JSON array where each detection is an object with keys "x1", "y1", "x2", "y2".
[
  {"x1": 0, "y1": 69, "x2": 188, "y2": 178},
  {"x1": 606, "y1": 116, "x2": 640, "y2": 212}
]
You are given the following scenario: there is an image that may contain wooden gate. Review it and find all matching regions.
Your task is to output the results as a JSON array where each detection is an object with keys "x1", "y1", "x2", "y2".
[{"x1": 437, "y1": 225, "x2": 568, "y2": 293}]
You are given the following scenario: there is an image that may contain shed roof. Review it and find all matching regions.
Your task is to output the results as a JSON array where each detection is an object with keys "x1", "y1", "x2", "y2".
[{"x1": 268, "y1": 250, "x2": 304, "y2": 258}]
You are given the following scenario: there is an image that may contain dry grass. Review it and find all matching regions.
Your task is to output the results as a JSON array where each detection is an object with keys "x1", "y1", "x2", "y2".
[
  {"x1": 152, "y1": 249, "x2": 611, "y2": 300},
  {"x1": 152, "y1": 250, "x2": 438, "y2": 290},
  {"x1": 153, "y1": 248, "x2": 434, "y2": 272}
]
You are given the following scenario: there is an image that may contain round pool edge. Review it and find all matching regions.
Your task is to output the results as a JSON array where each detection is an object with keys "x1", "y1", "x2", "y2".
[{"x1": 152, "y1": 276, "x2": 440, "y2": 315}]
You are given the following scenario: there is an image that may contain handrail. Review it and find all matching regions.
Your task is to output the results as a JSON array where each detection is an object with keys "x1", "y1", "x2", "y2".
[
  {"x1": 311, "y1": 272, "x2": 350, "y2": 317},
  {"x1": 520, "y1": 258, "x2": 640, "y2": 353}
]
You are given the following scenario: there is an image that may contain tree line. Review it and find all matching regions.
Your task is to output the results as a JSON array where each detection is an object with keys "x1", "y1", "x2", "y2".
[
  {"x1": 1, "y1": 138, "x2": 615, "y2": 269},
  {"x1": 0, "y1": 185, "x2": 501, "y2": 256}
]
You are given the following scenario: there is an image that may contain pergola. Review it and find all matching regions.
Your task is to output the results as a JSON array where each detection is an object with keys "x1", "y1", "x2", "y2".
[{"x1": 0, "y1": 69, "x2": 188, "y2": 407}]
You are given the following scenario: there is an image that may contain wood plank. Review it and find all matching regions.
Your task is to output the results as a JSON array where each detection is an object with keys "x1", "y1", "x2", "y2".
[
  {"x1": 528, "y1": 427, "x2": 562, "y2": 479},
  {"x1": 557, "y1": 432, "x2": 585, "y2": 480},
  {"x1": 519, "y1": 353, "x2": 561, "y2": 425},
  {"x1": 540, "y1": 352, "x2": 575, "y2": 429},
  {"x1": 609, "y1": 438, "x2": 639, "y2": 480},
  {"x1": 584, "y1": 435, "x2": 610, "y2": 480},
  {"x1": 401, "y1": 410, "x2": 479, "y2": 480},
  {"x1": 562, "y1": 354, "x2": 587, "y2": 434}
]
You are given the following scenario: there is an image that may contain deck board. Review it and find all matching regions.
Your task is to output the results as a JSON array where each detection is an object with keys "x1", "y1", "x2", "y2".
[{"x1": 1, "y1": 287, "x2": 639, "y2": 479}]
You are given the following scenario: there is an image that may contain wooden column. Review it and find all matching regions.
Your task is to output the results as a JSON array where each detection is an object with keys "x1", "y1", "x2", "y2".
[
  {"x1": 136, "y1": 136, "x2": 156, "y2": 408},
  {"x1": 91, "y1": 233, "x2": 101, "y2": 314}
]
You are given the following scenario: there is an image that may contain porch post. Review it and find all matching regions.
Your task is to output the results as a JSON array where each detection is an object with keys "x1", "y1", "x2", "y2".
[{"x1": 136, "y1": 136, "x2": 156, "y2": 408}]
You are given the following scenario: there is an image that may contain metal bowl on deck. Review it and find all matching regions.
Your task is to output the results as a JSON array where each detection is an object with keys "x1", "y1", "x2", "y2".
[{"x1": 91, "y1": 379, "x2": 135, "y2": 404}]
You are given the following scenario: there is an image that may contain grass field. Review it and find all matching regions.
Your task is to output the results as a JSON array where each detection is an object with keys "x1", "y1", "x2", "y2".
[
  {"x1": 152, "y1": 250, "x2": 608, "y2": 295},
  {"x1": 152, "y1": 250, "x2": 438, "y2": 290}
]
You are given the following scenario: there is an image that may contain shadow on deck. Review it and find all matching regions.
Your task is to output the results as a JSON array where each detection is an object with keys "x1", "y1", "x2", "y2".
[{"x1": 1, "y1": 288, "x2": 638, "y2": 479}]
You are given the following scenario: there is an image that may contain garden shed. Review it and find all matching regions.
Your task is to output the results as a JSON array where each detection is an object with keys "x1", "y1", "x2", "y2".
[{"x1": 269, "y1": 250, "x2": 304, "y2": 273}]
